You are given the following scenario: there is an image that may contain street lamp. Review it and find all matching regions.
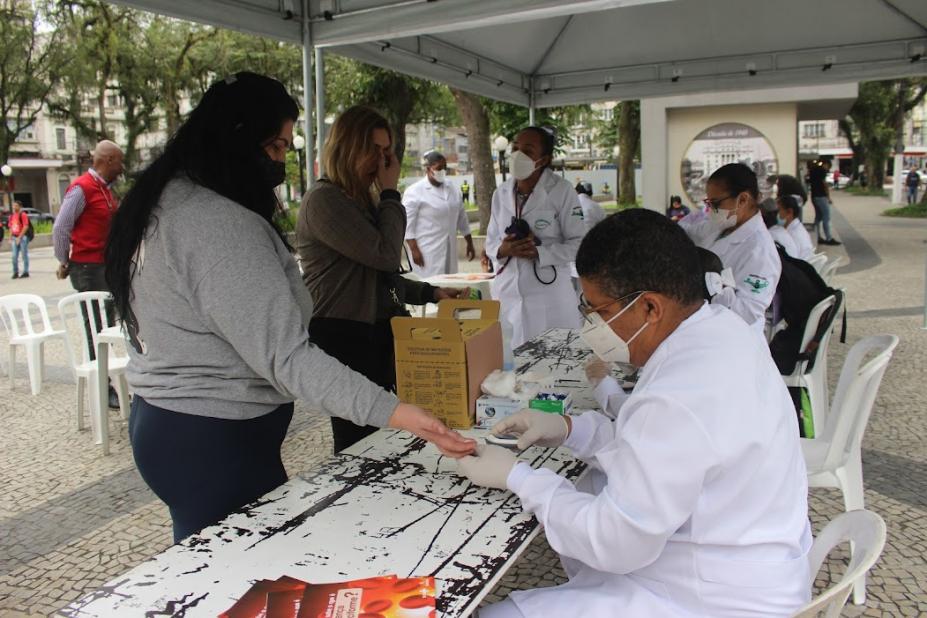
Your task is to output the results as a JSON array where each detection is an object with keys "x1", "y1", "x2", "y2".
[
  {"x1": 1, "y1": 164, "x2": 12, "y2": 210},
  {"x1": 292, "y1": 134, "x2": 306, "y2": 196},
  {"x1": 494, "y1": 135, "x2": 509, "y2": 182}
]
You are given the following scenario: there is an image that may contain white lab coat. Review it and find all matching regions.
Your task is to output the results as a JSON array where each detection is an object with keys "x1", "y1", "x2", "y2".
[
  {"x1": 503, "y1": 303, "x2": 811, "y2": 617},
  {"x1": 485, "y1": 170, "x2": 586, "y2": 348},
  {"x1": 402, "y1": 178, "x2": 470, "y2": 277},
  {"x1": 578, "y1": 193, "x2": 607, "y2": 229},
  {"x1": 784, "y1": 219, "x2": 815, "y2": 261},
  {"x1": 768, "y1": 225, "x2": 798, "y2": 258},
  {"x1": 680, "y1": 212, "x2": 781, "y2": 333},
  {"x1": 569, "y1": 194, "x2": 608, "y2": 280}
]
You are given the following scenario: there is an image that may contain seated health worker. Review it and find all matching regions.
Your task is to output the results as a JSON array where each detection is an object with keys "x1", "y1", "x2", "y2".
[
  {"x1": 778, "y1": 194, "x2": 815, "y2": 261},
  {"x1": 460, "y1": 209, "x2": 811, "y2": 618},
  {"x1": 679, "y1": 163, "x2": 781, "y2": 332}
]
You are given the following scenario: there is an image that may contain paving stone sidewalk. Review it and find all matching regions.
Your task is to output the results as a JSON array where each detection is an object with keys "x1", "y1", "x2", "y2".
[{"x1": 0, "y1": 192, "x2": 925, "y2": 617}]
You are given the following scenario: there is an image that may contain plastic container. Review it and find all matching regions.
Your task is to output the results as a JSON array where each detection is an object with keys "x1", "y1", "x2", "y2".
[{"x1": 501, "y1": 319, "x2": 514, "y2": 371}]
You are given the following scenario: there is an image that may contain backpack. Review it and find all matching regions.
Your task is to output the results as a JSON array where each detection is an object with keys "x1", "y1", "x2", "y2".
[
  {"x1": 25, "y1": 218, "x2": 34, "y2": 241},
  {"x1": 769, "y1": 243, "x2": 847, "y2": 437}
]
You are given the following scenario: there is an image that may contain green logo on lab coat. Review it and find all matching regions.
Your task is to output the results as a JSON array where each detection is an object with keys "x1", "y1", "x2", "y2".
[{"x1": 744, "y1": 274, "x2": 769, "y2": 293}]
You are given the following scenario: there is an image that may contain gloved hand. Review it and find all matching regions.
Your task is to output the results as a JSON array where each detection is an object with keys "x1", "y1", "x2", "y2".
[
  {"x1": 456, "y1": 443, "x2": 518, "y2": 490},
  {"x1": 492, "y1": 409, "x2": 570, "y2": 450},
  {"x1": 585, "y1": 357, "x2": 613, "y2": 387}
]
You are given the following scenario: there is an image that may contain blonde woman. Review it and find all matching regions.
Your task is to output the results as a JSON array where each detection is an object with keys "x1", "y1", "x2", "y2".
[{"x1": 297, "y1": 106, "x2": 468, "y2": 452}]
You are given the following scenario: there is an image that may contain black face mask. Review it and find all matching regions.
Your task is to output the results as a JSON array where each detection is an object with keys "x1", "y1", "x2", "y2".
[{"x1": 258, "y1": 150, "x2": 286, "y2": 188}]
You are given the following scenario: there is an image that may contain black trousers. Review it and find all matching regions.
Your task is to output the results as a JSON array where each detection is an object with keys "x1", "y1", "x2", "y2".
[
  {"x1": 68, "y1": 262, "x2": 114, "y2": 361},
  {"x1": 129, "y1": 396, "x2": 293, "y2": 543},
  {"x1": 308, "y1": 317, "x2": 395, "y2": 453}
]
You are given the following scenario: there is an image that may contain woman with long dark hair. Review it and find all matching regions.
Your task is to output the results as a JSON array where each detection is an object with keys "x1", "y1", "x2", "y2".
[{"x1": 106, "y1": 73, "x2": 475, "y2": 542}]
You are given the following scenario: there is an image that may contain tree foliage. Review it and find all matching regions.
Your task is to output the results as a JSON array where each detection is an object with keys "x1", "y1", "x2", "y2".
[
  {"x1": 324, "y1": 54, "x2": 458, "y2": 162},
  {"x1": 842, "y1": 79, "x2": 927, "y2": 188},
  {"x1": 0, "y1": 0, "x2": 66, "y2": 167},
  {"x1": 487, "y1": 102, "x2": 590, "y2": 155}
]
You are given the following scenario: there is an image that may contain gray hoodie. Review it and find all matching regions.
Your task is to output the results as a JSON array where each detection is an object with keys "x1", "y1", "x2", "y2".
[{"x1": 125, "y1": 176, "x2": 398, "y2": 425}]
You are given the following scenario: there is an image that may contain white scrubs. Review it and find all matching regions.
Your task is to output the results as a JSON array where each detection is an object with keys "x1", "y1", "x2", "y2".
[
  {"x1": 785, "y1": 219, "x2": 815, "y2": 261},
  {"x1": 768, "y1": 224, "x2": 798, "y2": 258},
  {"x1": 492, "y1": 303, "x2": 812, "y2": 617},
  {"x1": 485, "y1": 169, "x2": 586, "y2": 348},
  {"x1": 680, "y1": 212, "x2": 781, "y2": 332},
  {"x1": 578, "y1": 193, "x2": 606, "y2": 228},
  {"x1": 402, "y1": 177, "x2": 469, "y2": 277}
]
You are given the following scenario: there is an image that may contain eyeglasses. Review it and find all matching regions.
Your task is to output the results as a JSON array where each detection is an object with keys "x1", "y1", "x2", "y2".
[
  {"x1": 702, "y1": 195, "x2": 735, "y2": 212},
  {"x1": 578, "y1": 291, "x2": 645, "y2": 324}
]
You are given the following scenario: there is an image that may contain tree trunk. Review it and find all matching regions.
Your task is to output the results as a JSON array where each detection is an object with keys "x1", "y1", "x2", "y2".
[
  {"x1": 617, "y1": 100, "x2": 640, "y2": 205},
  {"x1": 451, "y1": 88, "x2": 495, "y2": 234}
]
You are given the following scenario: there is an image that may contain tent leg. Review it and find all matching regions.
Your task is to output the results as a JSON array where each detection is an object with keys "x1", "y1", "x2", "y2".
[
  {"x1": 528, "y1": 79, "x2": 536, "y2": 125},
  {"x1": 315, "y1": 47, "x2": 326, "y2": 177},
  {"x1": 302, "y1": 0, "x2": 315, "y2": 188}
]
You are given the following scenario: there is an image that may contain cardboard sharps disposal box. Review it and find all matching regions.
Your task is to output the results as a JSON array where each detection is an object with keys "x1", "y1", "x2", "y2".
[{"x1": 392, "y1": 299, "x2": 502, "y2": 429}]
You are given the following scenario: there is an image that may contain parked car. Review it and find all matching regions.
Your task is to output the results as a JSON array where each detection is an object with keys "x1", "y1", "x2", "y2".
[{"x1": 21, "y1": 207, "x2": 55, "y2": 224}]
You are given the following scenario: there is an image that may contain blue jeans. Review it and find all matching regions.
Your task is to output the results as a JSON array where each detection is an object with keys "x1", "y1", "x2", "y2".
[
  {"x1": 811, "y1": 197, "x2": 832, "y2": 241},
  {"x1": 11, "y1": 236, "x2": 29, "y2": 276},
  {"x1": 908, "y1": 186, "x2": 918, "y2": 205}
]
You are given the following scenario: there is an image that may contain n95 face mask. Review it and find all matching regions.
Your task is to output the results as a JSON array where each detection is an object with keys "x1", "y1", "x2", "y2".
[
  {"x1": 432, "y1": 169, "x2": 446, "y2": 183},
  {"x1": 510, "y1": 150, "x2": 541, "y2": 181}
]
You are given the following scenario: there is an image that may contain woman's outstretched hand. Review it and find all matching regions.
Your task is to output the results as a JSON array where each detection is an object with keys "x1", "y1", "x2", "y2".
[{"x1": 388, "y1": 403, "x2": 477, "y2": 458}]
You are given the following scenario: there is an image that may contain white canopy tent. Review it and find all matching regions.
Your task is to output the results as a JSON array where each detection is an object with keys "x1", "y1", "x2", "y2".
[{"x1": 115, "y1": 0, "x2": 927, "y2": 184}]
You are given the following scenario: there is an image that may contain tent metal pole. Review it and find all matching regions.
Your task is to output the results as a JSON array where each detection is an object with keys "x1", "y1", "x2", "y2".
[
  {"x1": 302, "y1": 0, "x2": 315, "y2": 187},
  {"x1": 528, "y1": 78, "x2": 536, "y2": 125},
  {"x1": 315, "y1": 47, "x2": 326, "y2": 177}
]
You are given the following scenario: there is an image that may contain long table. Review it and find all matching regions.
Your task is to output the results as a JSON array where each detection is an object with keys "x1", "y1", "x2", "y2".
[{"x1": 59, "y1": 329, "x2": 611, "y2": 617}]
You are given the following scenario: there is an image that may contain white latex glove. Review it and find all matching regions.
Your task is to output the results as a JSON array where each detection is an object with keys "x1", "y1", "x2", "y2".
[
  {"x1": 456, "y1": 443, "x2": 517, "y2": 490},
  {"x1": 584, "y1": 357, "x2": 613, "y2": 387},
  {"x1": 492, "y1": 409, "x2": 570, "y2": 450}
]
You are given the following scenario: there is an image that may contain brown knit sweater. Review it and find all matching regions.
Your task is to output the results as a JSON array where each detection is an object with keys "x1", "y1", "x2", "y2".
[{"x1": 296, "y1": 181, "x2": 435, "y2": 324}]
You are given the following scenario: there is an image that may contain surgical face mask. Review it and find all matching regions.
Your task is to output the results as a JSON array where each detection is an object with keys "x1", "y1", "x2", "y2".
[
  {"x1": 579, "y1": 293, "x2": 649, "y2": 365},
  {"x1": 258, "y1": 151, "x2": 286, "y2": 188},
  {"x1": 510, "y1": 149, "x2": 542, "y2": 181},
  {"x1": 776, "y1": 215, "x2": 787, "y2": 226},
  {"x1": 431, "y1": 168, "x2": 446, "y2": 183},
  {"x1": 708, "y1": 205, "x2": 738, "y2": 232}
]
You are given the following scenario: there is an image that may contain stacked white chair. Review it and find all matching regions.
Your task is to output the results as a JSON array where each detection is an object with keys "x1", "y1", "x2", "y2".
[
  {"x1": 57, "y1": 292, "x2": 130, "y2": 444},
  {"x1": 793, "y1": 510, "x2": 887, "y2": 617},
  {"x1": 0, "y1": 293, "x2": 72, "y2": 395},
  {"x1": 782, "y1": 293, "x2": 841, "y2": 434},
  {"x1": 807, "y1": 253, "x2": 828, "y2": 273},
  {"x1": 819, "y1": 256, "x2": 845, "y2": 286},
  {"x1": 801, "y1": 334, "x2": 899, "y2": 604}
]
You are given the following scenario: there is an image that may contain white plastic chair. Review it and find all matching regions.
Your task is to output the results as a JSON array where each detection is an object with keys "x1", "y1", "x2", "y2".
[
  {"x1": 792, "y1": 510, "x2": 887, "y2": 617},
  {"x1": 782, "y1": 293, "x2": 841, "y2": 434},
  {"x1": 801, "y1": 334, "x2": 898, "y2": 605},
  {"x1": 57, "y1": 292, "x2": 130, "y2": 443},
  {"x1": 819, "y1": 256, "x2": 845, "y2": 286},
  {"x1": 807, "y1": 253, "x2": 828, "y2": 273},
  {"x1": 0, "y1": 293, "x2": 72, "y2": 395}
]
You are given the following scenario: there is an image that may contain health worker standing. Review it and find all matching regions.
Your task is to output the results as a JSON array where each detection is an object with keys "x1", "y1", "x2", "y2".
[
  {"x1": 403, "y1": 151, "x2": 475, "y2": 277},
  {"x1": 485, "y1": 127, "x2": 585, "y2": 348}
]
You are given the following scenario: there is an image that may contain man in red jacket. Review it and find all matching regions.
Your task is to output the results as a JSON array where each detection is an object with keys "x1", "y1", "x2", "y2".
[{"x1": 52, "y1": 140, "x2": 124, "y2": 408}]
